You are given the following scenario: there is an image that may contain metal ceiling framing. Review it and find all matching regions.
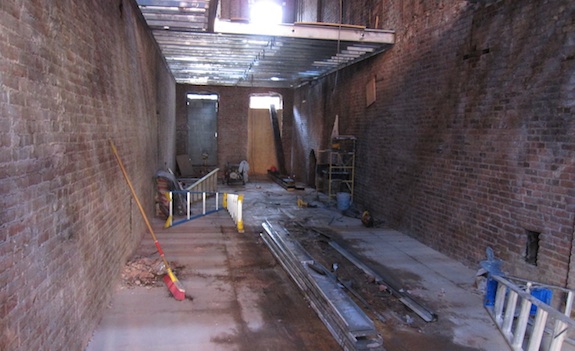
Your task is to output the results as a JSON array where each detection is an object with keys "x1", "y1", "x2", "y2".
[{"x1": 136, "y1": 0, "x2": 395, "y2": 88}]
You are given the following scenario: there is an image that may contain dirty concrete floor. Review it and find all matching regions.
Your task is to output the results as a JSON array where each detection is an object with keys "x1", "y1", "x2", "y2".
[{"x1": 86, "y1": 178, "x2": 510, "y2": 351}]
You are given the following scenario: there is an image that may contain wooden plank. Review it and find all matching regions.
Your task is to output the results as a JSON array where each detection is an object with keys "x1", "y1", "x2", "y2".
[
  {"x1": 269, "y1": 105, "x2": 287, "y2": 175},
  {"x1": 176, "y1": 154, "x2": 194, "y2": 176}
]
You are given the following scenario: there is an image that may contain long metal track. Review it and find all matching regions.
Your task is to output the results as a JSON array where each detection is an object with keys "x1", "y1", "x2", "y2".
[
  {"x1": 329, "y1": 241, "x2": 437, "y2": 323},
  {"x1": 261, "y1": 221, "x2": 384, "y2": 351}
]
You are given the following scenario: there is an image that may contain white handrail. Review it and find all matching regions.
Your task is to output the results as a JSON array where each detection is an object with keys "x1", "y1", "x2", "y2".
[{"x1": 184, "y1": 168, "x2": 219, "y2": 203}]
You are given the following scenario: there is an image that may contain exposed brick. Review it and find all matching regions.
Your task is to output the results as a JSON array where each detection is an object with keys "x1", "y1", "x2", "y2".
[
  {"x1": 175, "y1": 84, "x2": 294, "y2": 175},
  {"x1": 3, "y1": 0, "x2": 575, "y2": 350},
  {"x1": 291, "y1": 0, "x2": 575, "y2": 287},
  {"x1": 1, "y1": 0, "x2": 175, "y2": 350}
]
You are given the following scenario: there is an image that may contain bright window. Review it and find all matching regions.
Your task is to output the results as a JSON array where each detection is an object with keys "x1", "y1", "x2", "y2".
[
  {"x1": 250, "y1": 1, "x2": 283, "y2": 25},
  {"x1": 187, "y1": 93, "x2": 218, "y2": 100},
  {"x1": 249, "y1": 95, "x2": 282, "y2": 110}
]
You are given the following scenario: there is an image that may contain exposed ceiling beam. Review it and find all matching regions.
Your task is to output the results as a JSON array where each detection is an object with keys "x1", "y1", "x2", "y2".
[{"x1": 136, "y1": 0, "x2": 395, "y2": 88}]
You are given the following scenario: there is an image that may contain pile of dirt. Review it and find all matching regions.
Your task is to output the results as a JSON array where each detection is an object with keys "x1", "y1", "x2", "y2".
[{"x1": 120, "y1": 257, "x2": 167, "y2": 288}]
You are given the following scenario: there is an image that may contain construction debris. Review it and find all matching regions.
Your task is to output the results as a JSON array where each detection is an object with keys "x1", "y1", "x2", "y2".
[
  {"x1": 328, "y1": 240, "x2": 437, "y2": 323},
  {"x1": 361, "y1": 211, "x2": 374, "y2": 227},
  {"x1": 261, "y1": 220, "x2": 385, "y2": 351},
  {"x1": 120, "y1": 257, "x2": 167, "y2": 288},
  {"x1": 154, "y1": 170, "x2": 186, "y2": 218},
  {"x1": 297, "y1": 196, "x2": 317, "y2": 208},
  {"x1": 267, "y1": 169, "x2": 296, "y2": 190},
  {"x1": 120, "y1": 256, "x2": 186, "y2": 289}
]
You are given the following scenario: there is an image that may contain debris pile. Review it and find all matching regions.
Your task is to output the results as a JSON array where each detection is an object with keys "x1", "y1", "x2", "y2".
[
  {"x1": 154, "y1": 170, "x2": 186, "y2": 218},
  {"x1": 120, "y1": 257, "x2": 167, "y2": 288},
  {"x1": 261, "y1": 221, "x2": 385, "y2": 351}
]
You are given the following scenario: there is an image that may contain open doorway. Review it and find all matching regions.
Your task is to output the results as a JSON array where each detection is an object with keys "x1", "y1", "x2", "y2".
[
  {"x1": 247, "y1": 94, "x2": 283, "y2": 175},
  {"x1": 186, "y1": 93, "x2": 218, "y2": 175}
]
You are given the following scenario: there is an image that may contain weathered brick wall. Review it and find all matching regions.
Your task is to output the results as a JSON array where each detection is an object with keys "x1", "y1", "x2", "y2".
[
  {"x1": 296, "y1": 0, "x2": 375, "y2": 26},
  {"x1": 296, "y1": 0, "x2": 318, "y2": 22},
  {"x1": 0, "y1": 0, "x2": 175, "y2": 350},
  {"x1": 294, "y1": 0, "x2": 575, "y2": 286},
  {"x1": 293, "y1": 76, "x2": 339, "y2": 185},
  {"x1": 157, "y1": 63, "x2": 177, "y2": 171},
  {"x1": 175, "y1": 84, "x2": 294, "y2": 177}
]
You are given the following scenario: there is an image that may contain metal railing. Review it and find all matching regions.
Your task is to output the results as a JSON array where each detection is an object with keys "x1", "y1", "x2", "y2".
[{"x1": 183, "y1": 168, "x2": 219, "y2": 202}]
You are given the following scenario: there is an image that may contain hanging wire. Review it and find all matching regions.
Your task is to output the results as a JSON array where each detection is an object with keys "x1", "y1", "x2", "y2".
[
  {"x1": 337, "y1": 0, "x2": 342, "y2": 62},
  {"x1": 331, "y1": 0, "x2": 343, "y2": 96}
]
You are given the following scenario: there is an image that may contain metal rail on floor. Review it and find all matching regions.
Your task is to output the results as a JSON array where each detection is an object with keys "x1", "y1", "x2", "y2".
[
  {"x1": 261, "y1": 221, "x2": 384, "y2": 351},
  {"x1": 486, "y1": 274, "x2": 575, "y2": 351},
  {"x1": 328, "y1": 241, "x2": 437, "y2": 323}
]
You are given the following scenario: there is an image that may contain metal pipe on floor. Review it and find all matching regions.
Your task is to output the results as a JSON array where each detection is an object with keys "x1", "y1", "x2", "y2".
[{"x1": 329, "y1": 240, "x2": 437, "y2": 323}]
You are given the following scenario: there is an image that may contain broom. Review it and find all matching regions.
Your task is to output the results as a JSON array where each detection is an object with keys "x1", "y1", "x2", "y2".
[{"x1": 110, "y1": 140, "x2": 186, "y2": 301}]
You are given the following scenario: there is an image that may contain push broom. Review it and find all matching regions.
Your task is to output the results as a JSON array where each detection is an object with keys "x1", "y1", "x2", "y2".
[{"x1": 110, "y1": 140, "x2": 186, "y2": 301}]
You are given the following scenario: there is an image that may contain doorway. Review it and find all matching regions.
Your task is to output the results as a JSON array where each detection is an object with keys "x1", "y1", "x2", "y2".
[
  {"x1": 247, "y1": 94, "x2": 283, "y2": 175},
  {"x1": 186, "y1": 93, "x2": 218, "y2": 173}
]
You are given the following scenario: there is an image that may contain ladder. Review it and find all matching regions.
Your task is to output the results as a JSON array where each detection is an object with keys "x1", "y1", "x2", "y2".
[
  {"x1": 486, "y1": 274, "x2": 575, "y2": 351},
  {"x1": 163, "y1": 190, "x2": 244, "y2": 233}
]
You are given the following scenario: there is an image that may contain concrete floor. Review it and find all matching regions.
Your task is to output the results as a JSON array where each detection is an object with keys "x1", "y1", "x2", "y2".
[{"x1": 86, "y1": 178, "x2": 510, "y2": 351}]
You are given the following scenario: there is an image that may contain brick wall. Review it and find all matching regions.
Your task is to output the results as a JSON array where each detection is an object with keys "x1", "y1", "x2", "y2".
[
  {"x1": 175, "y1": 84, "x2": 294, "y2": 177},
  {"x1": 293, "y1": 0, "x2": 575, "y2": 286},
  {"x1": 0, "y1": 0, "x2": 175, "y2": 350},
  {"x1": 296, "y1": 0, "x2": 376, "y2": 26}
]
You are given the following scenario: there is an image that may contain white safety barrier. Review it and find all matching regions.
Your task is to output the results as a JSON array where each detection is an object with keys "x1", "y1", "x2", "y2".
[
  {"x1": 486, "y1": 274, "x2": 575, "y2": 351},
  {"x1": 224, "y1": 193, "x2": 244, "y2": 233}
]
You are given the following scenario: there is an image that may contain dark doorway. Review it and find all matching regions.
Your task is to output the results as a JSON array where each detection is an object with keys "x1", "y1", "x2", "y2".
[
  {"x1": 308, "y1": 149, "x2": 317, "y2": 188},
  {"x1": 187, "y1": 93, "x2": 218, "y2": 171}
]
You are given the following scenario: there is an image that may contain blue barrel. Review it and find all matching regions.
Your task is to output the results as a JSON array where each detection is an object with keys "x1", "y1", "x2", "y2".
[
  {"x1": 484, "y1": 276, "x2": 498, "y2": 306},
  {"x1": 336, "y1": 192, "x2": 351, "y2": 211},
  {"x1": 530, "y1": 288, "x2": 552, "y2": 315}
]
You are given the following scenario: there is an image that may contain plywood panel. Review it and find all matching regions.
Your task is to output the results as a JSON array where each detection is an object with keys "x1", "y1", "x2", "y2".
[{"x1": 247, "y1": 109, "x2": 282, "y2": 175}]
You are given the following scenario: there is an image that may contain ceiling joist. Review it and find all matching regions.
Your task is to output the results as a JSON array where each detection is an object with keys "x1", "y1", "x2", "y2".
[{"x1": 136, "y1": 0, "x2": 394, "y2": 88}]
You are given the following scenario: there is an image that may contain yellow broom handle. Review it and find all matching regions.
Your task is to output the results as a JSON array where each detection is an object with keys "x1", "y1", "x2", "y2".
[
  {"x1": 109, "y1": 141, "x2": 174, "y2": 269},
  {"x1": 110, "y1": 140, "x2": 158, "y2": 240}
]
